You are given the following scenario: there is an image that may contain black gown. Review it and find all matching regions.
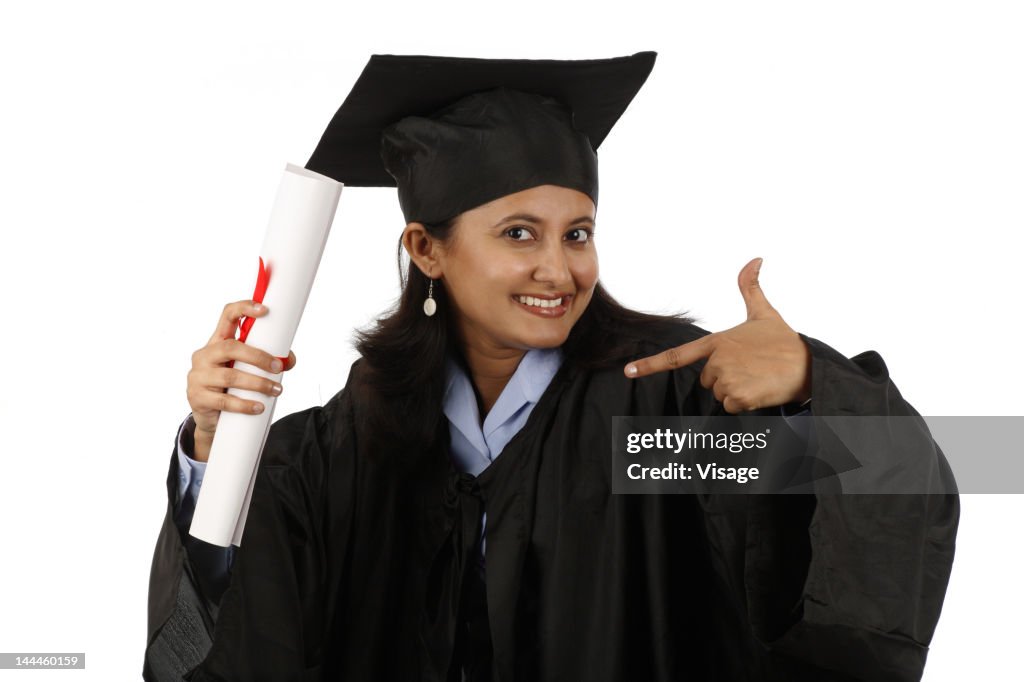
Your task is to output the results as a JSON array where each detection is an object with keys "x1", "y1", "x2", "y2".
[{"x1": 144, "y1": 322, "x2": 958, "y2": 681}]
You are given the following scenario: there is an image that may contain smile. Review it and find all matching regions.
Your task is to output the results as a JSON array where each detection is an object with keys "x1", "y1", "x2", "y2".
[
  {"x1": 514, "y1": 295, "x2": 563, "y2": 308},
  {"x1": 512, "y1": 294, "x2": 572, "y2": 318}
]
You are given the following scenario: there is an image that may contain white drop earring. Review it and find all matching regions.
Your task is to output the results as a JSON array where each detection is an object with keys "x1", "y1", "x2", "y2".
[{"x1": 423, "y1": 278, "x2": 437, "y2": 317}]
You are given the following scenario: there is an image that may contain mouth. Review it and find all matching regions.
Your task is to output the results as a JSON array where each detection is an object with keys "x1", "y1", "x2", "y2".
[{"x1": 512, "y1": 293, "x2": 573, "y2": 318}]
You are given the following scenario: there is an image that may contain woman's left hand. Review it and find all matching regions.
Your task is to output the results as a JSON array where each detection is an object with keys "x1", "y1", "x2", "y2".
[{"x1": 624, "y1": 258, "x2": 811, "y2": 414}]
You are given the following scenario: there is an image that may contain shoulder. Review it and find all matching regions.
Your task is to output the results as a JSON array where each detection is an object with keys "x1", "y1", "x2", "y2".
[
  {"x1": 558, "y1": 318, "x2": 714, "y2": 396},
  {"x1": 579, "y1": 316, "x2": 713, "y2": 370},
  {"x1": 579, "y1": 318, "x2": 718, "y2": 410},
  {"x1": 634, "y1": 319, "x2": 712, "y2": 355},
  {"x1": 259, "y1": 360, "x2": 362, "y2": 469}
]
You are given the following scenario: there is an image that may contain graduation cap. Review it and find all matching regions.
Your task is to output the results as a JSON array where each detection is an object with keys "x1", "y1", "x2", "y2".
[{"x1": 305, "y1": 52, "x2": 657, "y2": 224}]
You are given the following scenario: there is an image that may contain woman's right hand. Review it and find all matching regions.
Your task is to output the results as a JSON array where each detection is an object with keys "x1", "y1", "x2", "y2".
[{"x1": 186, "y1": 300, "x2": 297, "y2": 462}]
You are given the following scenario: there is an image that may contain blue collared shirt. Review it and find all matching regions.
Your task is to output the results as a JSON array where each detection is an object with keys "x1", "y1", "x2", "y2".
[
  {"x1": 443, "y1": 348, "x2": 563, "y2": 476},
  {"x1": 441, "y1": 348, "x2": 563, "y2": 558}
]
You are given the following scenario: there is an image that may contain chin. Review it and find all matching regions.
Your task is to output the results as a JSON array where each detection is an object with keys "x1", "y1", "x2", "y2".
[{"x1": 517, "y1": 327, "x2": 573, "y2": 349}]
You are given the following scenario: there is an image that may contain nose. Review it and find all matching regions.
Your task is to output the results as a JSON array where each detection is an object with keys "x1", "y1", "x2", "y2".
[{"x1": 532, "y1": 239, "x2": 573, "y2": 287}]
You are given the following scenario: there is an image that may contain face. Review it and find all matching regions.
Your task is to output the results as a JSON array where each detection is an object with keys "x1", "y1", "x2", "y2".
[{"x1": 435, "y1": 184, "x2": 599, "y2": 355}]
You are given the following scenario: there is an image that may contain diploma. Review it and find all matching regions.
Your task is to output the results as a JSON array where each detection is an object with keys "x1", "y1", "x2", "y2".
[{"x1": 189, "y1": 163, "x2": 342, "y2": 547}]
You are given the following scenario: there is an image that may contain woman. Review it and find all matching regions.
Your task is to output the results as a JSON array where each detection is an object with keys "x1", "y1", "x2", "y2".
[{"x1": 145, "y1": 53, "x2": 958, "y2": 681}]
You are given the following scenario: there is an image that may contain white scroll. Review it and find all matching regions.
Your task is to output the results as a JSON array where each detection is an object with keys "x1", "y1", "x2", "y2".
[{"x1": 189, "y1": 163, "x2": 342, "y2": 547}]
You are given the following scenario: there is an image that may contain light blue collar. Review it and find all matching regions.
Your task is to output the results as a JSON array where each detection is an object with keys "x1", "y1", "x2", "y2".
[{"x1": 443, "y1": 348, "x2": 563, "y2": 472}]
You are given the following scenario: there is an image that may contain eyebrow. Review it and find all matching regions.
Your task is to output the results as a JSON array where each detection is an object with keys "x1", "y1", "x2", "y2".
[{"x1": 494, "y1": 213, "x2": 596, "y2": 227}]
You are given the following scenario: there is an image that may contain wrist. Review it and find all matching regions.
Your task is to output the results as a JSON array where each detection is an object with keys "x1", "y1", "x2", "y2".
[
  {"x1": 794, "y1": 337, "x2": 812, "y2": 403},
  {"x1": 193, "y1": 427, "x2": 214, "y2": 463}
]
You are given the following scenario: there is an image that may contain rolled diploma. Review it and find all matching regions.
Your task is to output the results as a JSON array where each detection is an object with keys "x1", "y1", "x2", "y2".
[{"x1": 189, "y1": 163, "x2": 342, "y2": 547}]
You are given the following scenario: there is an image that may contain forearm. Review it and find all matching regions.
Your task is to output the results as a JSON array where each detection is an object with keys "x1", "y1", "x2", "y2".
[{"x1": 173, "y1": 414, "x2": 236, "y2": 602}]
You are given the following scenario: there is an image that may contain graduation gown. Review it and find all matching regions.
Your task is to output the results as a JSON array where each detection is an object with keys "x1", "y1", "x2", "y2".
[{"x1": 144, "y1": 323, "x2": 958, "y2": 681}]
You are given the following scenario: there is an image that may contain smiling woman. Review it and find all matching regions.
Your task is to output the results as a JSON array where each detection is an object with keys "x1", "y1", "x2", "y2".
[
  {"x1": 145, "y1": 53, "x2": 958, "y2": 682},
  {"x1": 402, "y1": 185, "x2": 599, "y2": 411}
]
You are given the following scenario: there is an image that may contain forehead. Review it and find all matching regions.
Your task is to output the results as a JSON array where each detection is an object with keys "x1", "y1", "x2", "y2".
[{"x1": 458, "y1": 185, "x2": 596, "y2": 226}]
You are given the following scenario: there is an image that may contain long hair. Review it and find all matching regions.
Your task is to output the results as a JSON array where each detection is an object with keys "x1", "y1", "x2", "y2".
[{"x1": 354, "y1": 217, "x2": 694, "y2": 447}]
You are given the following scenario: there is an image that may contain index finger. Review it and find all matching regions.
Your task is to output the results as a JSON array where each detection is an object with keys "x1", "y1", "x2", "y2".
[
  {"x1": 624, "y1": 334, "x2": 716, "y2": 379},
  {"x1": 208, "y1": 300, "x2": 266, "y2": 345}
]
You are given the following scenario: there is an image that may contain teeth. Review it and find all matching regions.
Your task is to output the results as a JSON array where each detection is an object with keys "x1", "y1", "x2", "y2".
[{"x1": 516, "y1": 295, "x2": 563, "y2": 308}]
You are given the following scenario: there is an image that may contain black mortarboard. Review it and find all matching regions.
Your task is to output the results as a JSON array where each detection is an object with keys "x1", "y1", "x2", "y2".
[{"x1": 305, "y1": 52, "x2": 656, "y2": 224}]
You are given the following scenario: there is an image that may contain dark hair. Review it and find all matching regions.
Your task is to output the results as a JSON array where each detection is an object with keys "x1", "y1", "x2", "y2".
[{"x1": 354, "y1": 216, "x2": 694, "y2": 447}]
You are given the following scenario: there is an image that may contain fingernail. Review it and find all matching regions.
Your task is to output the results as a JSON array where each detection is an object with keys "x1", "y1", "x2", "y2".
[
  {"x1": 252, "y1": 403, "x2": 264, "y2": 413},
  {"x1": 252, "y1": 303, "x2": 264, "y2": 312},
  {"x1": 271, "y1": 383, "x2": 282, "y2": 395},
  {"x1": 626, "y1": 364, "x2": 638, "y2": 377},
  {"x1": 271, "y1": 359, "x2": 283, "y2": 372}
]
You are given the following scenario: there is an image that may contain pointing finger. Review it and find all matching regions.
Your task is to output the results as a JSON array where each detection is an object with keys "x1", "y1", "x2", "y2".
[{"x1": 625, "y1": 334, "x2": 716, "y2": 379}]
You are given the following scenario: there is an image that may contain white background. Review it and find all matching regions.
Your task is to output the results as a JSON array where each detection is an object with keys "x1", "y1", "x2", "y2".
[{"x1": 1, "y1": 1, "x2": 1021, "y2": 679}]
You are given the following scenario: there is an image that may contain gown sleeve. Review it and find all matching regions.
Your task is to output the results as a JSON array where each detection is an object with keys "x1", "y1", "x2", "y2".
[
  {"x1": 144, "y1": 421, "x2": 224, "y2": 682},
  {"x1": 690, "y1": 333, "x2": 959, "y2": 682},
  {"x1": 172, "y1": 415, "x2": 236, "y2": 594},
  {"x1": 144, "y1": 386, "x2": 356, "y2": 682}
]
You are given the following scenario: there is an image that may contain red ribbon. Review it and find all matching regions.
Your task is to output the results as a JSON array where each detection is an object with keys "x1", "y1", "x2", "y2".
[{"x1": 233, "y1": 256, "x2": 289, "y2": 371}]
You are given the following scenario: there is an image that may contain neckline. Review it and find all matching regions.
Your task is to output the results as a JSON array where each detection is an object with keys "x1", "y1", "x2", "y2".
[
  {"x1": 443, "y1": 347, "x2": 563, "y2": 449},
  {"x1": 472, "y1": 355, "x2": 578, "y2": 490}
]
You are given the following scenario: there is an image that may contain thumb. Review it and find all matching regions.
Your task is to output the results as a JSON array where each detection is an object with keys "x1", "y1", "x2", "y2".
[{"x1": 738, "y1": 257, "x2": 776, "y2": 320}]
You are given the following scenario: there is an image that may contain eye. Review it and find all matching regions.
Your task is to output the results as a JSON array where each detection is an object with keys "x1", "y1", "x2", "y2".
[
  {"x1": 565, "y1": 227, "x2": 593, "y2": 243},
  {"x1": 505, "y1": 226, "x2": 534, "y2": 241}
]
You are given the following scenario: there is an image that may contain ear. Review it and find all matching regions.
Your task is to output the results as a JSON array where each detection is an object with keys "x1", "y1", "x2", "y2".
[{"x1": 401, "y1": 222, "x2": 444, "y2": 278}]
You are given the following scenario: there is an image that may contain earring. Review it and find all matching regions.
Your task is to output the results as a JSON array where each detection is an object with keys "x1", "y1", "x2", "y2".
[{"x1": 423, "y1": 278, "x2": 437, "y2": 317}]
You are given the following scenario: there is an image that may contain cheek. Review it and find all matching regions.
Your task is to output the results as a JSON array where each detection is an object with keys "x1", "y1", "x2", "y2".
[
  {"x1": 446, "y1": 249, "x2": 509, "y2": 293},
  {"x1": 472, "y1": 261, "x2": 538, "y2": 305},
  {"x1": 446, "y1": 258, "x2": 527, "y2": 311},
  {"x1": 571, "y1": 253, "x2": 600, "y2": 289},
  {"x1": 480, "y1": 258, "x2": 533, "y2": 284}
]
